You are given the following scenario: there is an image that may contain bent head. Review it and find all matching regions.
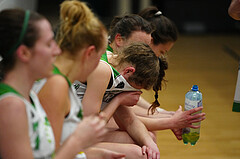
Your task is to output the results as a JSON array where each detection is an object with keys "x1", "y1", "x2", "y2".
[
  {"x1": 139, "y1": 6, "x2": 178, "y2": 56},
  {"x1": 108, "y1": 14, "x2": 153, "y2": 51},
  {"x1": 0, "y1": 9, "x2": 60, "y2": 80},
  {"x1": 112, "y1": 42, "x2": 159, "y2": 90}
]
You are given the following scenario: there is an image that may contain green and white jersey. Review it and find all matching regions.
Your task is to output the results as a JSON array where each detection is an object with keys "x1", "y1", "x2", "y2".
[
  {"x1": 32, "y1": 65, "x2": 83, "y2": 144},
  {"x1": 74, "y1": 45, "x2": 139, "y2": 110},
  {"x1": 0, "y1": 83, "x2": 55, "y2": 159}
]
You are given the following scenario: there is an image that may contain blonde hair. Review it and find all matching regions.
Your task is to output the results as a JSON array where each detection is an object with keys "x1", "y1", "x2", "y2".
[{"x1": 56, "y1": 0, "x2": 106, "y2": 54}]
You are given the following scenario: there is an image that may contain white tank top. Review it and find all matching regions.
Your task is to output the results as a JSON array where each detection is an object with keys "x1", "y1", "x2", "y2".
[
  {"x1": 74, "y1": 49, "x2": 139, "y2": 110},
  {"x1": 0, "y1": 83, "x2": 55, "y2": 158},
  {"x1": 32, "y1": 66, "x2": 84, "y2": 144}
]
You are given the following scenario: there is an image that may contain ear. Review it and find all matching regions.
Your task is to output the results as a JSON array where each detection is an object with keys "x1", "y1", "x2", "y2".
[
  {"x1": 15, "y1": 45, "x2": 32, "y2": 62},
  {"x1": 115, "y1": 33, "x2": 124, "y2": 47},
  {"x1": 82, "y1": 45, "x2": 96, "y2": 62},
  {"x1": 122, "y1": 66, "x2": 135, "y2": 79}
]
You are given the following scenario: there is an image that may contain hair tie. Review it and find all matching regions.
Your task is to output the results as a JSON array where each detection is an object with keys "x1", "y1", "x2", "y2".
[
  {"x1": 7, "y1": 10, "x2": 30, "y2": 55},
  {"x1": 155, "y1": 11, "x2": 162, "y2": 16}
]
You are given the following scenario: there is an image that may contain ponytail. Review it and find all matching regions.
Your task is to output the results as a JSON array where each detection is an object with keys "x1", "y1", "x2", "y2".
[{"x1": 148, "y1": 56, "x2": 168, "y2": 114}]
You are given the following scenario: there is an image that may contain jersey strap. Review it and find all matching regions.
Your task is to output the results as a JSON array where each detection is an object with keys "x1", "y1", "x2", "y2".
[
  {"x1": 0, "y1": 83, "x2": 35, "y2": 108},
  {"x1": 0, "y1": 83, "x2": 21, "y2": 96},
  {"x1": 52, "y1": 65, "x2": 72, "y2": 87},
  {"x1": 101, "y1": 45, "x2": 120, "y2": 78}
]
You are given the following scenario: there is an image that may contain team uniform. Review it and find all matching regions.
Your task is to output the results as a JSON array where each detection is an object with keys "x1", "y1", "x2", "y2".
[
  {"x1": 233, "y1": 62, "x2": 240, "y2": 112},
  {"x1": 0, "y1": 83, "x2": 55, "y2": 159},
  {"x1": 33, "y1": 65, "x2": 86, "y2": 159},
  {"x1": 74, "y1": 45, "x2": 139, "y2": 110}
]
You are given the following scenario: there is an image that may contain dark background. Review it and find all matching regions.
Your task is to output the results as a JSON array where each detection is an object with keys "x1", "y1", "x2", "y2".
[{"x1": 37, "y1": 0, "x2": 240, "y2": 34}]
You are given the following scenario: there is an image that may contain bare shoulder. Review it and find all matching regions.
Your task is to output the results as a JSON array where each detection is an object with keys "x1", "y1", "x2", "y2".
[
  {"x1": 89, "y1": 61, "x2": 112, "y2": 80},
  {"x1": 41, "y1": 74, "x2": 69, "y2": 97},
  {"x1": 0, "y1": 96, "x2": 27, "y2": 121}
]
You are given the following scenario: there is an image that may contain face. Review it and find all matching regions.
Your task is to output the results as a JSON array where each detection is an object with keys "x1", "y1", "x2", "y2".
[
  {"x1": 123, "y1": 31, "x2": 152, "y2": 46},
  {"x1": 81, "y1": 32, "x2": 108, "y2": 81},
  {"x1": 150, "y1": 41, "x2": 174, "y2": 57},
  {"x1": 29, "y1": 19, "x2": 61, "y2": 79}
]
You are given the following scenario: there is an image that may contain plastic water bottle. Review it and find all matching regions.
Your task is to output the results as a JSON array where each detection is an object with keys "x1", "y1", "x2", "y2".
[{"x1": 182, "y1": 85, "x2": 202, "y2": 145}]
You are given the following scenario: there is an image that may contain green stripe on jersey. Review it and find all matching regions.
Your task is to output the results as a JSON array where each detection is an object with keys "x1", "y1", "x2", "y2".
[
  {"x1": 0, "y1": 83, "x2": 36, "y2": 108},
  {"x1": 101, "y1": 45, "x2": 120, "y2": 78},
  {"x1": 52, "y1": 65, "x2": 72, "y2": 87},
  {"x1": 0, "y1": 83, "x2": 21, "y2": 96}
]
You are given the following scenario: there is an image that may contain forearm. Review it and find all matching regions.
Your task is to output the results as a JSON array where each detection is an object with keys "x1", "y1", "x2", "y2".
[
  {"x1": 114, "y1": 106, "x2": 153, "y2": 146},
  {"x1": 136, "y1": 96, "x2": 151, "y2": 109},
  {"x1": 102, "y1": 97, "x2": 121, "y2": 122},
  {"x1": 138, "y1": 116, "x2": 175, "y2": 131}
]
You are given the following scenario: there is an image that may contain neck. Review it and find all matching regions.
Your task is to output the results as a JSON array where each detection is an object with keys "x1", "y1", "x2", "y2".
[
  {"x1": 54, "y1": 51, "x2": 83, "y2": 83},
  {"x1": 2, "y1": 67, "x2": 34, "y2": 100},
  {"x1": 109, "y1": 42, "x2": 119, "y2": 54}
]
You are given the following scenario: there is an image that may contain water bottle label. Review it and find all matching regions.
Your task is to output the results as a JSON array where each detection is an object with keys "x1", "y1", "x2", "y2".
[{"x1": 185, "y1": 98, "x2": 202, "y2": 110}]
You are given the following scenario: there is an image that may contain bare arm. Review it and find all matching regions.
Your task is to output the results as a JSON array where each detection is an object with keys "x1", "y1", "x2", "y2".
[
  {"x1": 82, "y1": 62, "x2": 113, "y2": 119},
  {"x1": 113, "y1": 106, "x2": 160, "y2": 159},
  {"x1": 82, "y1": 61, "x2": 141, "y2": 121},
  {"x1": 38, "y1": 75, "x2": 70, "y2": 150},
  {"x1": 0, "y1": 97, "x2": 33, "y2": 159},
  {"x1": 138, "y1": 106, "x2": 205, "y2": 131}
]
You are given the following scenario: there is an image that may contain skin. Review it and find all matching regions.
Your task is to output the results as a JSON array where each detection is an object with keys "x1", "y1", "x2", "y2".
[
  {"x1": 82, "y1": 52, "x2": 160, "y2": 159},
  {"x1": 106, "y1": 31, "x2": 206, "y2": 141},
  {"x1": 0, "y1": 19, "x2": 61, "y2": 159}
]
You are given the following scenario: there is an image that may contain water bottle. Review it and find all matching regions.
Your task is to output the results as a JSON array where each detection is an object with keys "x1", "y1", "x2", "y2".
[{"x1": 182, "y1": 85, "x2": 202, "y2": 145}]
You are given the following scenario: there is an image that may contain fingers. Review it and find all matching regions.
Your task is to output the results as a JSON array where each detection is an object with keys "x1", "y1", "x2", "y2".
[
  {"x1": 146, "y1": 147, "x2": 153, "y2": 159},
  {"x1": 187, "y1": 106, "x2": 203, "y2": 115},
  {"x1": 142, "y1": 145, "x2": 147, "y2": 155},
  {"x1": 171, "y1": 128, "x2": 182, "y2": 140}
]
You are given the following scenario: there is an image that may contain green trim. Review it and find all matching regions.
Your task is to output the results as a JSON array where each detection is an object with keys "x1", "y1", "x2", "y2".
[
  {"x1": 107, "y1": 45, "x2": 113, "y2": 52},
  {"x1": 233, "y1": 101, "x2": 240, "y2": 112},
  {"x1": 0, "y1": 83, "x2": 21, "y2": 96},
  {"x1": 101, "y1": 46, "x2": 120, "y2": 78},
  {"x1": 0, "y1": 83, "x2": 36, "y2": 108},
  {"x1": 52, "y1": 65, "x2": 72, "y2": 87}
]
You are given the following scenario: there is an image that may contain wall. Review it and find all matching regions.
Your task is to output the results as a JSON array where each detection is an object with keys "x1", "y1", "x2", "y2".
[{"x1": 0, "y1": 0, "x2": 38, "y2": 11}]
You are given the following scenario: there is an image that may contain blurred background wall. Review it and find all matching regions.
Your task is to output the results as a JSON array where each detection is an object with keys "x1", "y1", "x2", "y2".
[{"x1": 1, "y1": 0, "x2": 238, "y2": 34}]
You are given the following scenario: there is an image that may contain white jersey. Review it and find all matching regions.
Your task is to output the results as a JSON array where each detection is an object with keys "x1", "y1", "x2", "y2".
[
  {"x1": 74, "y1": 47, "x2": 139, "y2": 110},
  {"x1": 32, "y1": 65, "x2": 84, "y2": 144},
  {"x1": 0, "y1": 83, "x2": 55, "y2": 158}
]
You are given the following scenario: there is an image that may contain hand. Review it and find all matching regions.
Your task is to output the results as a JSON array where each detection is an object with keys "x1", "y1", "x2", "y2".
[
  {"x1": 73, "y1": 114, "x2": 107, "y2": 149},
  {"x1": 142, "y1": 143, "x2": 160, "y2": 159},
  {"x1": 116, "y1": 91, "x2": 142, "y2": 107},
  {"x1": 171, "y1": 106, "x2": 206, "y2": 129},
  {"x1": 85, "y1": 147, "x2": 126, "y2": 159},
  {"x1": 171, "y1": 128, "x2": 182, "y2": 140}
]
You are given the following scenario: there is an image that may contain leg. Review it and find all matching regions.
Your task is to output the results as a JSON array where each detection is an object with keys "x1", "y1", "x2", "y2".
[{"x1": 94, "y1": 142, "x2": 148, "y2": 159}]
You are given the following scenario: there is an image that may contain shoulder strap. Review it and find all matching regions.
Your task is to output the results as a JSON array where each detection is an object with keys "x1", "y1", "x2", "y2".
[{"x1": 52, "y1": 65, "x2": 72, "y2": 87}]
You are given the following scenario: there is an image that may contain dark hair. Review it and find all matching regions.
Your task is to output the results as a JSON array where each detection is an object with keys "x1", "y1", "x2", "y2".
[
  {"x1": 139, "y1": 6, "x2": 178, "y2": 45},
  {"x1": 112, "y1": 42, "x2": 159, "y2": 90},
  {"x1": 148, "y1": 56, "x2": 168, "y2": 115},
  {"x1": 108, "y1": 14, "x2": 153, "y2": 43},
  {"x1": 0, "y1": 9, "x2": 45, "y2": 76}
]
